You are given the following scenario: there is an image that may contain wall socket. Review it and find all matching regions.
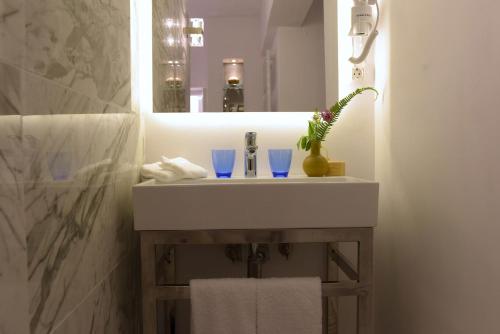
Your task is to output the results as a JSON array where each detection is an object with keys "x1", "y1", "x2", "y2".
[{"x1": 352, "y1": 66, "x2": 364, "y2": 81}]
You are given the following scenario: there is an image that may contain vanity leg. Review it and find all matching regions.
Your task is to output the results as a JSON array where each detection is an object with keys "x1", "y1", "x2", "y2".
[
  {"x1": 326, "y1": 243, "x2": 339, "y2": 334},
  {"x1": 162, "y1": 245, "x2": 176, "y2": 334},
  {"x1": 357, "y1": 229, "x2": 374, "y2": 334},
  {"x1": 141, "y1": 233, "x2": 158, "y2": 334},
  {"x1": 155, "y1": 245, "x2": 176, "y2": 334}
]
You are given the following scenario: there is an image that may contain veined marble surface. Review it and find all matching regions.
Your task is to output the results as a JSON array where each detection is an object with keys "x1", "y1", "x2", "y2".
[
  {"x1": 24, "y1": 69, "x2": 130, "y2": 115},
  {"x1": 0, "y1": 0, "x2": 24, "y2": 66},
  {"x1": 0, "y1": 116, "x2": 30, "y2": 334},
  {"x1": 0, "y1": 62, "x2": 21, "y2": 115},
  {"x1": 24, "y1": 113, "x2": 140, "y2": 333},
  {"x1": 1, "y1": 0, "x2": 141, "y2": 332},
  {"x1": 24, "y1": 0, "x2": 131, "y2": 108},
  {"x1": 0, "y1": 62, "x2": 30, "y2": 334},
  {"x1": 51, "y1": 257, "x2": 138, "y2": 334}
]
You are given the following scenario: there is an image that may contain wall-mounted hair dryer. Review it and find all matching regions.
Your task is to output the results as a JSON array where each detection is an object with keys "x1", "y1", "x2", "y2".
[{"x1": 348, "y1": 0, "x2": 379, "y2": 64}]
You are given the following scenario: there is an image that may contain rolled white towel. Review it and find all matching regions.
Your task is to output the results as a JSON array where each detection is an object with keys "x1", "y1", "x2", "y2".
[
  {"x1": 141, "y1": 162, "x2": 181, "y2": 183},
  {"x1": 160, "y1": 156, "x2": 208, "y2": 179}
]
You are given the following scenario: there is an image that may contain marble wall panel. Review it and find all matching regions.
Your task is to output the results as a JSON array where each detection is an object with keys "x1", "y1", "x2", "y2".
[
  {"x1": 23, "y1": 112, "x2": 140, "y2": 333},
  {"x1": 50, "y1": 255, "x2": 138, "y2": 334},
  {"x1": 0, "y1": 63, "x2": 30, "y2": 334},
  {"x1": 0, "y1": 116, "x2": 30, "y2": 334},
  {"x1": 1, "y1": 0, "x2": 141, "y2": 332},
  {"x1": 0, "y1": 62, "x2": 22, "y2": 115},
  {"x1": 0, "y1": 0, "x2": 25, "y2": 66},
  {"x1": 24, "y1": 0, "x2": 131, "y2": 108},
  {"x1": 23, "y1": 69, "x2": 130, "y2": 115}
]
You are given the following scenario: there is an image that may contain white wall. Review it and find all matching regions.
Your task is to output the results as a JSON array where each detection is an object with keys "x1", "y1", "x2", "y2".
[
  {"x1": 323, "y1": 0, "x2": 338, "y2": 108},
  {"x1": 260, "y1": 0, "x2": 314, "y2": 50},
  {"x1": 198, "y1": 16, "x2": 264, "y2": 112},
  {"x1": 144, "y1": 98, "x2": 375, "y2": 179},
  {"x1": 273, "y1": 0, "x2": 326, "y2": 111},
  {"x1": 260, "y1": 0, "x2": 274, "y2": 49},
  {"x1": 374, "y1": 0, "x2": 500, "y2": 333},
  {"x1": 190, "y1": 47, "x2": 208, "y2": 89},
  {"x1": 336, "y1": 0, "x2": 376, "y2": 181}
]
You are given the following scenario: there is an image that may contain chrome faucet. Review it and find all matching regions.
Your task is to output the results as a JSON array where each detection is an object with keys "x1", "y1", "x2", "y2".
[{"x1": 244, "y1": 132, "x2": 258, "y2": 177}]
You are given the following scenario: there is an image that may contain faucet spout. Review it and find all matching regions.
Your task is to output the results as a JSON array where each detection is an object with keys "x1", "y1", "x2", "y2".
[{"x1": 244, "y1": 132, "x2": 258, "y2": 177}]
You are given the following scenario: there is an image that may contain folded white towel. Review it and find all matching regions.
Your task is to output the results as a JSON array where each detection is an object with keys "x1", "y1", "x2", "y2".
[
  {"x1": 140, "y1": 162, "x2": 181, "y2": 184},
  {"x1": 257, "y1": 277, "x2": 322, "y2": 334},
  {"x1": 191, "y1": 278, "x2": 257, "y2": 334},
  {"x1": 160, "y1": 156, "x2": 208, "y2": 179}
]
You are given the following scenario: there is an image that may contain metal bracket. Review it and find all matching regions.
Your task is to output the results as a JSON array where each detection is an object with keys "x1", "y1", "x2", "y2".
[
  {"x1": 329, "y1": 244, "x2": 359, "y2": 281},
  {"x1": 183, "y1": 27, "x2": 204, "y2": 35}
]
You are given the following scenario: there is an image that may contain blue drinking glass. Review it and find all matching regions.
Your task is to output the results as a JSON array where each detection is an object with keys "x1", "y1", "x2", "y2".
[
  {"x1": 211, "y1": 149, "x2": 236, "y2": 178},
  {"x1": 268, "y1": 149, "x2": 292, "y2": 178}
]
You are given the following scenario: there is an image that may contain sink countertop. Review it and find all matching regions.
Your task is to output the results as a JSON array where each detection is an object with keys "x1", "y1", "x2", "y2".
[
  {"x1": 134, "y1": 175, "x2": 371, "y2": 186},
  {"x1": 133, "y1": 176, "x2": 379, "y2": 231}
]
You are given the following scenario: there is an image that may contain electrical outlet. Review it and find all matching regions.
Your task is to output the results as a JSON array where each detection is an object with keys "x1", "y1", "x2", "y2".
[{"x1": 352, "y1": 66, "x2": 364, "y2": 81}]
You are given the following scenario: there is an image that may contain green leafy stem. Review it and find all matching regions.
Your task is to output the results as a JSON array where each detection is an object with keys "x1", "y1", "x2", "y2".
[{"x1": 297, "y1": 87, "x2": 378, "y2": 151}]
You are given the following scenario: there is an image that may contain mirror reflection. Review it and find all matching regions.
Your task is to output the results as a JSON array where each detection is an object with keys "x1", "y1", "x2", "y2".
[{"x1": 153, "y1": 0, "x2": 337, "y2": 113}]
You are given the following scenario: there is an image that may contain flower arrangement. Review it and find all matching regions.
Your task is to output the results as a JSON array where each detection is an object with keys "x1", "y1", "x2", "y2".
[{"x1": 297, "y1": 87, "x2": 378, "y2": 151}]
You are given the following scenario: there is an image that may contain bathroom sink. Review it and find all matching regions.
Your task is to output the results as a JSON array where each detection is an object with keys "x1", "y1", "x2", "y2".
[{"x1": 132, "y1": 176, "x2": 379, "y2": 230}]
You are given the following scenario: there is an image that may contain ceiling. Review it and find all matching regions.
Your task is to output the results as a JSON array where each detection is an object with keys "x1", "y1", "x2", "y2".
[{"x1": 186, "y1": 0, "x2": 262, "y2": 18}]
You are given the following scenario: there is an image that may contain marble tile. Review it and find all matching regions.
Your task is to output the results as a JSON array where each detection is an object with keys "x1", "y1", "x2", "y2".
[
  {"x1": 51, "y1": 255, "x2": 138, "y2": 334},
  {"x1": 24, "y1": 0, "x2": 131, "y2": 109},
  {"x1": 0, "y1": 117, "x2": 23, "y2": 249},
  {"x1": 0, "y1": 62, "x2": 22, "y2": 115},
  {"x1": 23, "y1": 69, "x2": 131, "y2": 115},
  {"x1": 0, "y1": 58, "x2": 29, "y2": 334},
  {"x1": 0, "y1": 113, "x2": 30, "y2": 333},
  {"x1": 1, "y1": 1, "x2": 141, "y2": 333},
  {"x1": 0, "y1": 0, "x2": 25, "y2": 66},
  {"x1": 24, "y1": 113, "x2": 140, "y2": 333}
]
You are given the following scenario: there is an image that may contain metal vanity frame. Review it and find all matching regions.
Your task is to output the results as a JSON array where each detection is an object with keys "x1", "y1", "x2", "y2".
[{"x1": 140, "y1": 227, "x2": 374, "y2": 334}]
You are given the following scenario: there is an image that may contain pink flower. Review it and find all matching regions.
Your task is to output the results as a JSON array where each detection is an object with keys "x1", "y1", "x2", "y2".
[{"x1": 321, "y1": 109, "x2": 333, "y2": 122}]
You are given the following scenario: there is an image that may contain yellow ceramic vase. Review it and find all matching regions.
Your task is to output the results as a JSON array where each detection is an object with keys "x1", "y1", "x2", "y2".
[{"x1": 303, "y1": 141, "x2": 329, "y2": 177}]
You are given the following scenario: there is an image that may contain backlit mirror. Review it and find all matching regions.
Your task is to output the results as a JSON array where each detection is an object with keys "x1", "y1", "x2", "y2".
[{"x1": 153, "y1": 0, "x2": 338, "y2": 113}]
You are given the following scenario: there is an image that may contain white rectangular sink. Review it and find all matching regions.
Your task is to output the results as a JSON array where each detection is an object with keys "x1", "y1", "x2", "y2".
[{"x1": 133, "y1": 176, "x2": 379, "y2": 231}]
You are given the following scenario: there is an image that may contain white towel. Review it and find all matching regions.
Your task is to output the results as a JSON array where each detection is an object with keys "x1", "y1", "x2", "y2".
[
  {"x1": 160, "y1": 156, "x2": 208, "y2": 179},
  {"x1": 257, "y1": 277, "x2": 322, "y2": 334},
  {"x1": 190, "y1": 278, "x2": 257, "y2": 334},
  {"x1": 140, "y1": 162, "x2": 181, "y2": 183}
]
